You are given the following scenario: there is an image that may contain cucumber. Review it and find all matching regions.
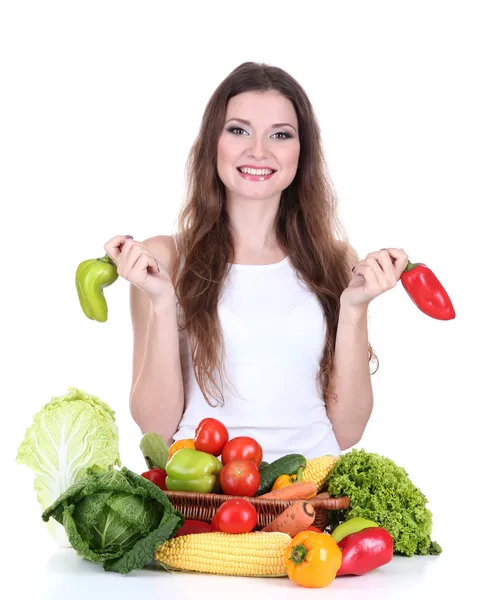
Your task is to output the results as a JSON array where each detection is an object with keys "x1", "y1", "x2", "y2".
[
  {"x1": 258, "y1": 461, "x2": 269, "y2": 473},
  {"x1": 255, "y1": 453, "x2": 307, "y2": 496}
]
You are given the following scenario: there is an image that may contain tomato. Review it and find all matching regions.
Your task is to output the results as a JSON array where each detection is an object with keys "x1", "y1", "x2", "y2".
[
  {"x1": 306, "y1": 525, "x2": 323, "y2": 534},
  {"x1": 221, "y1": 436, "x2": 263, "y2": 466},
  {"x1": 194, "y1": 418, "x2": 229, "y2": 457},
  {"x1": 213, "y1": 499, "x2": 257, "y2": 534},
  {"x1": 220, "y1": 460, "x2": 260, "y2": 496},
  {"x1": 141, "y1": 468, "x2": 167, "y2": 490}
]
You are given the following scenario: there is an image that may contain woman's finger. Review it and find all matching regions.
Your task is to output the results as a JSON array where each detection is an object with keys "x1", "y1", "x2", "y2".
[
  {"x1": 104, "y1": 234, "x2": 134, "y2": 264},
  {"x1": 385, "y1": 247, "x2": 410, "y2": 276},
  {"x1": 366, "y1": 250, "x2": 396, "y2": 287},
  {"x1": 361, "y1": 257, "x2": 390, "y2": 289},
  {"x1": 124, "y1": 248, "x2": 160, "y2": 281},
  {"x1": 353, "y1": 262, "x2": 382, "y2": 292}
]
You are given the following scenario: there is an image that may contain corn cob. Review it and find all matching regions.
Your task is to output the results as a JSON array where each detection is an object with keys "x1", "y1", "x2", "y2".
[
  {"x1": 154, "y1": 531, "x2": 291, "y2": 577},
  {"x1": 302, "y1": 454, "x2": 339, "y2": 492}
]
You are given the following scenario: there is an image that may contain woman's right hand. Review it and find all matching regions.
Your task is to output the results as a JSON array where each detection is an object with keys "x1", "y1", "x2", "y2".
[{"x1": 103, "y1": 235, "x2": 176, "y2": 304}]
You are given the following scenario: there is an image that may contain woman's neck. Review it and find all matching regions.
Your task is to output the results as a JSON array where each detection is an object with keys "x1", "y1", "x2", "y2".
[{"x1": 226, "y1": 194, "x2": 285, "y2": 263}]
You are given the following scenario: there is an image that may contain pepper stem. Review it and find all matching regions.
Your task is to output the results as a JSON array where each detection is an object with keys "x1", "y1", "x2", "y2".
[
  {"x1": 403, "y1": 260, "x2": 415, "y2": 272},
  {"x1": 289, "y1": 543, "x2": 308, "y2": 566},
  {"x1": 295, "y1": 466, "x2": 304, "y2": 482},
  {"x1": 98, "y1": 254, "x2": 116, "y2": 267}
]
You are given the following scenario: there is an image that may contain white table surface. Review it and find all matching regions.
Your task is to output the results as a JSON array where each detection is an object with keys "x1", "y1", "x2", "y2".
[{"x1": 12, "y1": 534, "x2": 466, "y2": 599}]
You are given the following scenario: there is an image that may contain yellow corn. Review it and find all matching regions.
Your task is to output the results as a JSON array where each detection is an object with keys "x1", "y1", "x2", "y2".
[
  {"x1": 302, "y1": 454, "x2": 339, "y2": 492},
  {"x1": 154, "y1": 531, "x2": 291, "y2": 577}
]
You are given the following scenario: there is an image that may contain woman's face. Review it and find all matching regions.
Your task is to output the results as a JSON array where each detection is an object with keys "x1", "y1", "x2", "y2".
[{"x1": 217, "y1": 90, "x2": 300, "y2": 201}]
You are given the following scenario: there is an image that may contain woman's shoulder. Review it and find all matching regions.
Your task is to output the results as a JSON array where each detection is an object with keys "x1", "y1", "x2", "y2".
[{"x1": 140, "y1": 234, "x2": 178, "y2": 273}]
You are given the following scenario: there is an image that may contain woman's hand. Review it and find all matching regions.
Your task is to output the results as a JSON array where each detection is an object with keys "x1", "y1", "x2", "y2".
[
  {"x1": 340, "y1": 248, "x2": 409, "y2": 310},
  {"x1": 103, "y1": 234, "x2": 176, "y2": 305}
]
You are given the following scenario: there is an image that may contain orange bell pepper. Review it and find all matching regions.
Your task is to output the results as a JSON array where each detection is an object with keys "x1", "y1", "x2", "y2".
[
  {"x1": 285, "y1": 531, "x2": 342, "y2": 588},
  {"x1": 168, "y1": 438, "x2": 195, "y2": 460}
]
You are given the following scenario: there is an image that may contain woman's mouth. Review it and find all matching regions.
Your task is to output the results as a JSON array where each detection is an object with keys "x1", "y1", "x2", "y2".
[{"x1": 236, "y1": 166, "x2": 277, "y2": 181}]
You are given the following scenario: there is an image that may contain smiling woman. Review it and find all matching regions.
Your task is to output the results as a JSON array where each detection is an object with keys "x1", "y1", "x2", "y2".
[{"x1": 103, "y1": 61, "x2": 407, "y2": 463}]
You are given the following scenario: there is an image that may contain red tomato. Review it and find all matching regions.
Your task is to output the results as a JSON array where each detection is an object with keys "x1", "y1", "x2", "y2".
[
  {"x1": 221, "y1": 436, "x2": 263, "y2": 466},
  {"x1": 220, "y1": 460, "x2": 260, "y2": 497},
  {"x1": 306, "y1": 525, "x2": 323, "y2": 534},
  {"x1": 213, "y1": 499, "x2": 257, "y2": 534},
  {"x1": 141, "y1": 468, "x2": 167, "y2": 490},
  {"x1": 194, "y1": 418, "x2": 229, "y2": 457}
]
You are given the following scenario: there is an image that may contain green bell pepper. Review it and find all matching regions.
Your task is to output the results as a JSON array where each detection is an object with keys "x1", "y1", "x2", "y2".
[
  {"x1": 75, "y1": 254, "x2": 118, "y2": 322},
  {"x1": 165, "y1": 448, "x2": 223, "y2": 493}
]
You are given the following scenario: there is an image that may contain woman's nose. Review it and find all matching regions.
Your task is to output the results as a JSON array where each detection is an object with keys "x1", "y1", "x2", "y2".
[{"x1": 248, "y1": 137, "x2": 269, "y2": 159}]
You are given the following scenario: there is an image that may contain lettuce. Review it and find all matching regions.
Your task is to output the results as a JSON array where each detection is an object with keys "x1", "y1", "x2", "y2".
[
  {"x1": 42, "y1": 467, "x2": 184, "y2": 574},
  {"x1": 327, "y1": 449, "x2": 442, "y2": 556},
  {"x1": 16, "y1": 387, "x2": 121, "y2": 545}
]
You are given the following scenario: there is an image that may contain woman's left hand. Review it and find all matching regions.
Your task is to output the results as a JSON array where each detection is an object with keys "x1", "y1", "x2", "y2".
[{"x1": 341, "y1": 248, "x2": 409, "y2": 309}]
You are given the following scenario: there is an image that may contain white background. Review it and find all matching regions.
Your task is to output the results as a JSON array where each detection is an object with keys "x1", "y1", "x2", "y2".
[{"x1": 1, "y1": 1, "x2": 475, "y2": 597}]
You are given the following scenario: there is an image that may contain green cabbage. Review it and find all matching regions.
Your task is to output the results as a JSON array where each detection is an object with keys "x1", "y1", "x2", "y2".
[
  {"x1": 327, "y1": 449, "x2": 442, "y2": 556},
  {"x1": 42, "y1": 467, "x2": 184, "y2": 573},
  {"x1": 16, "y1": 387, "x2": 121, "y2": 544}
]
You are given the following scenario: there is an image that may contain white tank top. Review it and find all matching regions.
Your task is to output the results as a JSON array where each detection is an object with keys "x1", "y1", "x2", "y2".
[{"x1": 172, "y1": 246, "x2": 341, "y2": 463}]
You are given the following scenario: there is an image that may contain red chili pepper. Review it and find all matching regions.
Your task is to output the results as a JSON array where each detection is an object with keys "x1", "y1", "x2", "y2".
[
  {"x1": 337, "y1": 527, "x2": 393, "y2": 576},
  {"x1": 400, "y1": 261, "x2": 455, "y2": 320},
  {"x1": 141, "y1": 467, "x2": 167, "y2": 490}
]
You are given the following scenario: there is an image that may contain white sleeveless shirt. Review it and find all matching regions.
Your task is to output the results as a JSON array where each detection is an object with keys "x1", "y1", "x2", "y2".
[{"x1": 172, "y1": 247, "x2": 341, "y2": 463}]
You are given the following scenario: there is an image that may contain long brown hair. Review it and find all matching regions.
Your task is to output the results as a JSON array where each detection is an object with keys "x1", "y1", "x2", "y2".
[{"x1": 170, "y1": 61, "x2": 378, "y2": 407}]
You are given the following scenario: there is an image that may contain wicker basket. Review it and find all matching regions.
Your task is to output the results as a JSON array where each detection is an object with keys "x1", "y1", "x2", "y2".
[{"x1": 164, "y1": 490, "x2": 350, "y2": 531}]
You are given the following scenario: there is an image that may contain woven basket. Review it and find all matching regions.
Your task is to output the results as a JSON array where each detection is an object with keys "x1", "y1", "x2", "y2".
[{"x1": 164, "y1": 490, "x2": 350, "y2": 531}]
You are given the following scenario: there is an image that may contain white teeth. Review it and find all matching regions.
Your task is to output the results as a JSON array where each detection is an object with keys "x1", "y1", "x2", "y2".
[{"x1": 238, "y1": 167, "x2": 274, "y2": 176}]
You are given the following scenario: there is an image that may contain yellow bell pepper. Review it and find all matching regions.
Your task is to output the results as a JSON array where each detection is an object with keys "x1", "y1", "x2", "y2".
[
  {"x1": 272, "y1": 465, "x2": 310, "y2": 492},
  {"x1": 272, "y1": 473, "x2": 297, "y2": 491},
  {"x1": 168, "y1": 438, "x2": 195, "y2": 460}
]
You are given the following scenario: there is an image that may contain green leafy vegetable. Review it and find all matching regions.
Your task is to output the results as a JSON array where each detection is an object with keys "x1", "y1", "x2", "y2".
[
  {"x1": 327, "y1": 449, "x2": 441, "y2": 557},
  {"x1": 16, "y1": 387, "x2": 121, "y2": 544},
  {"x1": 42, "y1": 467, "x2": 184, "y2": 574}
]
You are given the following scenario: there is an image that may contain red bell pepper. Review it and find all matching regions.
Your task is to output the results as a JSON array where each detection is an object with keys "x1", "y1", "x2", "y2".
[
  {"x1": 337, "y1": 527, "x2": 393, "y2": 576},
  {"x1": 141, "y1": 467, "x2": 167, "y2": 490},
  {"x1": 175, "y1": 519, "x2": 215, "y2": 537},
  {"x1": 400, "y1": 261, "x2": 455, "y2": 320}
]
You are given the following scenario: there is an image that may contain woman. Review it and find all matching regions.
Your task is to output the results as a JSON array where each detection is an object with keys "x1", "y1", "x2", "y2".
[{"x1": 104, "y1": 62, "x2": 409, "y2": 463}]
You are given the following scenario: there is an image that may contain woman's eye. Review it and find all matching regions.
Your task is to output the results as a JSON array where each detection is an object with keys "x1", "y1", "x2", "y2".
[
  {"x1": 227, "y1": 126, "x2": 248, "y2": 135},
  {"x1": 272, "y1": 131, "x2": 291, "y2": 140}
]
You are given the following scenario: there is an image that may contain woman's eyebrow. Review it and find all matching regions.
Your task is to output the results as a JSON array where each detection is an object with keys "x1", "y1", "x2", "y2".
[{"x1": 225, "y1": 117, "x2": 297, "y2": 133}]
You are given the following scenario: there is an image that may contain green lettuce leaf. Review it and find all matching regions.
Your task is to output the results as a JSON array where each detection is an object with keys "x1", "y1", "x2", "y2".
[
  {"x1": 327, "y1": 448, "x2": 441, "y2": 556},
  {"x1": 16, "y1": 387, "x2": 121, "y2": 544}
]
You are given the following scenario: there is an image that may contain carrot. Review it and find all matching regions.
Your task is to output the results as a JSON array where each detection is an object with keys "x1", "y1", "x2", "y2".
[
  {"x1": 261, "y1": 501, "x2": 315, "y2": 536},
  {"x1": 259, "y1": 481, "x2": 318, "y2": 500}
]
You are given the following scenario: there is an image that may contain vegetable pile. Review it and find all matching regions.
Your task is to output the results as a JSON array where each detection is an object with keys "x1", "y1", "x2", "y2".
[{"x1": 17, "y1": 390, "x2": 441, "y2": 586}]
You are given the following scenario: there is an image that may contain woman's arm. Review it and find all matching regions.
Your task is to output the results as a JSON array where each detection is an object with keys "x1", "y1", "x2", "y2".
[
  {"x1": 326, "y1": 244, "x2": 409, "y2": 450},
  {"x1": 129, "y1": 236, "x2": 184, "y2": 445},
  {"x1": 326, "y1": 300, "x2": 373, "y2": 450}
]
